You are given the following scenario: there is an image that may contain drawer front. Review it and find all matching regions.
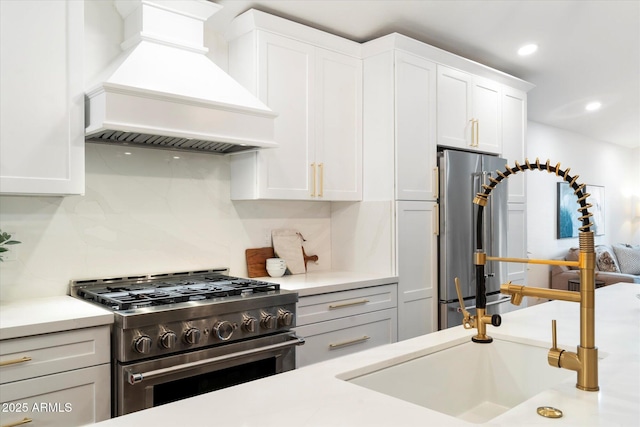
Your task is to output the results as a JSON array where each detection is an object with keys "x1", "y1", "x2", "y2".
[
  {"x1": 0, "y1": 326, "x2": 110, "y2": 384},
  {"x1": 297, "y1": 284, "x2": 397, "y2": 326},
  {"x1": 0, "y1": 363, "x2": 110, "y2": 426},
  {"x1": 294, "y1": 308, "x2": 397, "y2": 367}
]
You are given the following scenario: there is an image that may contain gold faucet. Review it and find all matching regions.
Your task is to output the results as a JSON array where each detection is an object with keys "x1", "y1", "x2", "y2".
[
  {"x1": 454, "y1": 275, "x2": 502, "y2": 343},
  {"x1": 471, "y1": 158, "x2": 599, "y2": 392}
]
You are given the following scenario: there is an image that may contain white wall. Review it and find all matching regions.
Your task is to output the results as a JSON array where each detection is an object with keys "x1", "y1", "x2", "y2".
[
  {"x1": 525, "y1": 121, "x2": 640, "y2": 288},
  {"x1": 0, "y1": 144, "x2": 332, "y2": 301}
]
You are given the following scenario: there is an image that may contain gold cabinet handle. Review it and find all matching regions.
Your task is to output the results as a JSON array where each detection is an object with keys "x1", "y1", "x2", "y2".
[
  {"x1": 434, "y1": 203, "x2": 439, "y2": 236},
  {"x1": 470, "y1": 119, "x2": 479, "y2": 147},
  {"x1": 475, "y1": 119, "x2": 480, "y2": 146},
  {"x1": 310, "y1": 163, "x2": 316, "y2": 197},
  {"x1": 2, "y1": 417, "x2": 33, "y2": 427},
  {"x1": 318, "y1": 163, "x2": 324, "y2": 197},
  {"x1": 433, "y1": 167, "x2": 439, "y2": 199},
  {"x1": 0, "y1": 356, "x2": 32, "y2": 367},
  {"x1": 328, "y1": 299, "x2": 369, "y2": 309},
  {"x1": 329, "y1": 336, "x2": 370, "y2": 350}
]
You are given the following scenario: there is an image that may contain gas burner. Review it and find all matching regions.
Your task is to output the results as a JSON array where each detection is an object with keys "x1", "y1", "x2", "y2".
[{"x1": 73, "y1": 269, "x2": 281, "y2": 311}]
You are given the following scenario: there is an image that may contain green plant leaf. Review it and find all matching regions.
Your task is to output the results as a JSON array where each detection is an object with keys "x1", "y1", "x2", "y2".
[
  {"x1": 4, "y1": 240, "x2": 20, "y2": 245},
  {"x1": 0, "y1": 248, "x2": 7, "y2": 253}
]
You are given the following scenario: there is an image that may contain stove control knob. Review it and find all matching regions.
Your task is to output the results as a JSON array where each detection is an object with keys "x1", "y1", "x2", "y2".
[
  {"x1": 133, "y1": 335, "x2": 152, "y2": 354},
  {"x1": 242, "y1": 316, "x2": 257, "y2": 333},
  {"x1": 160, "y1": 331, "x2": 177, "y2": 349},
  {"x1": 278, "y1": 309, "x2": 294, "y2": 327},
  {"x1": 184, "y1": 327, "x2": 201, "y2": 345},
  {"x1": 261, "y1": 313, "x2": 277, "y2": 329},
  {"x1": 213, "y1": 321, "x2": 234, "y2": 341}
]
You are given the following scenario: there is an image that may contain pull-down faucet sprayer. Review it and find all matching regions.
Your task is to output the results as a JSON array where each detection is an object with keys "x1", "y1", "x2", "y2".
[{"x1": 457, "y1": 158, "x2": 599, "y2": 392}]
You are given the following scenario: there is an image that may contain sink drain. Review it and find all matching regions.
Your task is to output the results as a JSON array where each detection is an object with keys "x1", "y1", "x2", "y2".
[{"x1": 537, "y1": 406, "x2": 563, "y2": 418}]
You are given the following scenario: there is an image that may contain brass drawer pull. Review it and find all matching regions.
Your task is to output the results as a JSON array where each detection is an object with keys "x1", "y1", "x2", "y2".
[
  {"x1": 328, "y1": 299, "x2": 369, "y2": 309},
  {"x1": 0, "y1": 356, "x2": 32, "y2": 367},
  {"x1": 329, "y1": 336, "x2": 370, "y2": 350},
  {"x1": 318, "y1": 162, "x2": 324, "y2": 197},
  {"x1": 310, "y1": 163, "x2": 317, "y2": 197},
  {"x1": 2, "y1": 417, "x2": 33, "y2": 427}
]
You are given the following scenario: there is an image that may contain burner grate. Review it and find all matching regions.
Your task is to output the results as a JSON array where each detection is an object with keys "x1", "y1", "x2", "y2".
[{"x1": 74, "y1": 272, "x2": 281, "y2": 310}]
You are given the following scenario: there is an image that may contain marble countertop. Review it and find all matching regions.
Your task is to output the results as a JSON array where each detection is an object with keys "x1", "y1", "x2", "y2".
[
  {"x1": 257, "y1": 270, "x2": 398, "y2": 296},
  {"x1": 0, "y1": 296, "x2": 114, "y2": 340},
  {"x1": 92, "y1": 283, "x2": 640, "y2": 426}
]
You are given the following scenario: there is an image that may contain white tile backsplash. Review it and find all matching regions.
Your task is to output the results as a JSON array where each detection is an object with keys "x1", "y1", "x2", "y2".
[{"x1": 0, "y1": 144, "x2": 331, "y2": 302}]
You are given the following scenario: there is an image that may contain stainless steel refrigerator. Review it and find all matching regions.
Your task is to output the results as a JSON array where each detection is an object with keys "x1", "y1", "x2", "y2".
[{"x1": 437, "y1": 149, "x2": 513, "y2": 330}]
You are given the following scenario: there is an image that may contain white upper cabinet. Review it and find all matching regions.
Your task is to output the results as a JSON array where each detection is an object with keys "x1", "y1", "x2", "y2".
[
  {"x1": 395, "y1": 52, "x2": 437, "y2": 201},
  {"x1": 437, "y1": 65, "x2": 502, "y2": 154},
  {"x1": 0, "y1": 0, "x2": 84, "y2": 196},
  {"x1": 227, "y1": 11, "x2": 362, "y2": 201}
]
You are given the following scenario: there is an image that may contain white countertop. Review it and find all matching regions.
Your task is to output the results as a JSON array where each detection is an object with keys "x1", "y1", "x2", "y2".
[
  {"x1": 93, "y1": 283, "x2": 639, "y2": 426},
  {"x1": 258, "y1": 270, "x2": 398, "y2": 296},
  {"x1": 0, "y1": 296, "x2": 114, "y2": 340}
]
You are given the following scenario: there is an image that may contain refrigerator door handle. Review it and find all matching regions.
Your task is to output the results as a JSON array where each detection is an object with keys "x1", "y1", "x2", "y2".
[{"x1": 456, "y1": 296, "x2": 511, "y2": 312}]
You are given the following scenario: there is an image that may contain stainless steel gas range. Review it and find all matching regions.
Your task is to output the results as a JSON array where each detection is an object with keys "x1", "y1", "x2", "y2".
[{"x1": 70, "y1": 268, "x2": 303, "y2": 416}]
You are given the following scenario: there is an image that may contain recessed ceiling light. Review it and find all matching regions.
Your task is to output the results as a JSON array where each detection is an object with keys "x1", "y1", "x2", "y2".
[
  {"x1": 518, "y1": 44, "x2": 538, "y2": 56},
  {"x1": 585, "y1": 102, "x2": 602, "y2": 111},
  {"x1": 124, "y1": 152, "x2": 132, "y2": 155},
  {"x1": 173, "y1": 156, "x2": 180, "y2": 159}
]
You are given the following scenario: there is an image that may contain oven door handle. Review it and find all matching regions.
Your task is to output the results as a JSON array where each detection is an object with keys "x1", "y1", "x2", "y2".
[{"x1": 126, "y1": 335, "x2": 305, "y2": 385}]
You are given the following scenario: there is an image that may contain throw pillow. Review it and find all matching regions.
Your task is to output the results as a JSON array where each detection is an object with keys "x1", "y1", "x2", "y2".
[
  {"x1": 612, "y1": 244, "x2": 640, "y2": 275},
  {"x1": 566, "y1": 247, "x2": 580, "y2": 270},
  {"x1": 595, "y1": 246, "x2": 619, "y2": 272}
]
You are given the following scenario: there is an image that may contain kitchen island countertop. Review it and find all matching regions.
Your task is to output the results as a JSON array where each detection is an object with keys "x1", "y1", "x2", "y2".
[{"x1": 92, "y1": 283, "x2": 639, "y2": 426}]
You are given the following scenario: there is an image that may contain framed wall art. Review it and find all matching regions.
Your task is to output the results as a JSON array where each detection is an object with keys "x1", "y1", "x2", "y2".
[
  {"x1": 557, "y1": 182, "x2": 579, "y2": 239},
  {"x1": 557, "y1": 182, "x2": 605, "y2": 238},
  {"x1": 586, "y1": 185, "x2": 605, "y2": 236}
]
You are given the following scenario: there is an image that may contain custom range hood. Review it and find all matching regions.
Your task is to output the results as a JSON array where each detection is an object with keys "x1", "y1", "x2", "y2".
[{"x1": 85, "y1": 0, "x2": 277, "y2": 154}]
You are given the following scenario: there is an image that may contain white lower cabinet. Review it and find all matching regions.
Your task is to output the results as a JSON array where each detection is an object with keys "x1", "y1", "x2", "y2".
[
  {"x1": 396, "y1": 201, "x2": 438, "y2": 340},
  {"x1": 294, "y1": 284, "x2": 398, "y2": 367},
  {"x1": 0, "y1": 364, "x2": 110, "y2": 426},
  {"x1": 0, "y1": 326, "x2": 111, "y2": 426}
]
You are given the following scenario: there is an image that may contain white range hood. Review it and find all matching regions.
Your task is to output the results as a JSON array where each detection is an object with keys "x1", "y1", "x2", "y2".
[{"x1": 85, "y1": 0, "x2": 277, "y2": 154}]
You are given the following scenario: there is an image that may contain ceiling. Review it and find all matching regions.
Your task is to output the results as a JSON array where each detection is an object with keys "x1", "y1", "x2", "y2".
[{"x1": 207, "y1": 0, "x2": 639, "y2": 149}]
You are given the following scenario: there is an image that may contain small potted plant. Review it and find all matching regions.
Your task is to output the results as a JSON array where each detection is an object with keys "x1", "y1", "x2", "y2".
[{"x1": 0, "y1": 229, "x2": 21, "y2": 262}]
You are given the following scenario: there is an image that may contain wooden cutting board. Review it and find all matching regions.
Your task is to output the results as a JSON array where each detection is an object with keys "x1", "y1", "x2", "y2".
[
  {"x1": 245, "y1": 247, "x2": 319, "y2": 278},
  {"x1": 245, "y1": 247, "x2": 275, "y2": 278}
]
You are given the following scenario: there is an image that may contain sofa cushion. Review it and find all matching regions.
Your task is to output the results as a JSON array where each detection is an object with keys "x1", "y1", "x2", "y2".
[
  {"x1": 595, "y1": 245, "x2": 620, "y2": 272},
  {"x1": 613, "y1": 244, "x2": 640, "y2": 275}
]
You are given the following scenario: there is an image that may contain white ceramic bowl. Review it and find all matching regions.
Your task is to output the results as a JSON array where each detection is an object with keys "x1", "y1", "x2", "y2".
[
  {"x1": 266, "y1": 266, "x2": 286, "y2": 277},
  {"x1": 266, "y1": 258, "x2": 286, "y2": 267}
]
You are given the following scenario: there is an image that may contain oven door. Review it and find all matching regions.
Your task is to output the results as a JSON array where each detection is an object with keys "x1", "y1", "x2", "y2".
[{"x1": 115, "y1": 332, "x2": 304, "y2": 416}]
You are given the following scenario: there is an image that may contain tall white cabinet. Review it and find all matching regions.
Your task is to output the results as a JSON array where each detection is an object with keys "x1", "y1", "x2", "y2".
[
  {"x1": 226, "y1": 10, "x2": 362, "y2": 201},
  {"x1": 362, "y1": 36, "x2": 439, "y2": 340},
  {"x1": 0, "y1": 0, "x2": 84, "y2": 196}
]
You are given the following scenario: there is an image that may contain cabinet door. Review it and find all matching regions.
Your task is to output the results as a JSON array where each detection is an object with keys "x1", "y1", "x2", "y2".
[
  {"x1": 396, "y1": 201, "x2": 437, "y2": 340},
  {"x1": 395, "y1": 52, "x2": 437, "y2": 201},
  {"x1": 0, "y1": 364, "x2": 110, "y2": 426},
  {"x1": 315, "y1": 48, "x2": 362, "y2": 201},
  {"x1": 502, "y1": 87, "x2": 527, "y2": 203},
  {"x1": 0, "y1": 0, "x2": 84, "y2": 195},
  {"x1": 472, "y1": 77, "x2": 502, "y2": 154},
  {"x1": 256, "y1": 32, "x2": 316, "y2": 199},
  {"x1": 436, "y1": 65, "x2": 472, "y2": 150}
]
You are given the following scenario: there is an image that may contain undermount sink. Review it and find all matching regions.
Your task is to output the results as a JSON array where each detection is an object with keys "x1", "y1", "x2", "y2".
[{"x1": 338, "y1": 336, "x2": 575, "y2": 424}]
